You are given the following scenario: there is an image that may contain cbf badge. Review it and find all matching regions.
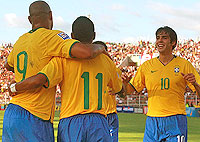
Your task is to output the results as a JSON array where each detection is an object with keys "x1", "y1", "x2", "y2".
[
  {"x1": 57, "y1": 32, "x2": 70, "y2": 40},
  {"x1": 174, "y1": 65, "x2": 180, "y2": 76}
]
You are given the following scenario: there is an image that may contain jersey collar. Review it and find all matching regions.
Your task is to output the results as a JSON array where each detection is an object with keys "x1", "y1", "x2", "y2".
[
  {"x1": 157, "y1": 55, "x2": 177, "y2": 66},
  {"x1": 28, "y1": 27, "x2": 43, "y2": 33}
]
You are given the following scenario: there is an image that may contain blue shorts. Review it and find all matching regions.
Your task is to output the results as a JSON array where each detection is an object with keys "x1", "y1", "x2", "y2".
[
  {"x1": 107, "y1": 112, "x2": 119, "y2": 142},
  {"x1": 57, "y1": 113, "x2": 112, "y2": 142},
  {"x1": 2, "y1": 103, "x2": 54, "y2": 142},
  {"x1": 143, "y1": 115, "x2": 187, "y2": 142}
]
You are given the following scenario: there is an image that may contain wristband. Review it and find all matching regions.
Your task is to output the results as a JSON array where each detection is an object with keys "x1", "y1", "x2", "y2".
[{"x1": 10, "y1": 83, "x2": 17, "y2": 93}]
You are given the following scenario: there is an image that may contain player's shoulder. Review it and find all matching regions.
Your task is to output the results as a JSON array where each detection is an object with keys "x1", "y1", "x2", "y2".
[
  {"x1": 96, "y1": 54, "x2": 116, "y2": 68},
  {"x1": 14, "y1": 32, "x2": 29, "y2": 45},
  {"x1": 175, "y1": 56, "x2": 190, "y2": 64},
  {"x1": 142, "y1": 57, "x2": 157, "y2": 66},
  {"x1": 99, "y1": 54, "x2": 114, "y2": 63}
]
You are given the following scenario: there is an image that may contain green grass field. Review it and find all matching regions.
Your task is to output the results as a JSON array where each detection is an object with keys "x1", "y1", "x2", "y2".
[{"x1": 0, "y1": 111, "x2": 200, "y2": 142}]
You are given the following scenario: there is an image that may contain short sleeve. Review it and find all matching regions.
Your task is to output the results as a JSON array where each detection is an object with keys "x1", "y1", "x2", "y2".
[
  {"x1": 129, "y1": 65, "x2": 145, "y2": 92},
  {"x1": 184, "y1": 61, "x2": 200, "y2": 92},
  {"x1": 38, "y1": 57, "x2": 64, "y2": 88},
  {"x1": 46, "y1": 31, "x2": 79, "y2": 58},
  {"x1": 7, "y1": 49, "x2": 14, "y2": 67},
  {"x1": 109, "y1": 63, "x2": 123, "y2": 93}
]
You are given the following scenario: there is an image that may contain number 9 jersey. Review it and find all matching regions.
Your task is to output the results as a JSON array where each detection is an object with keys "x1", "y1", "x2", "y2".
[
  {"x1": 129, "y1": 56, "x2": 200, "y2": 117},
  {"x1": 7, "y1": 28, "x2": 79, "y2": 122}
]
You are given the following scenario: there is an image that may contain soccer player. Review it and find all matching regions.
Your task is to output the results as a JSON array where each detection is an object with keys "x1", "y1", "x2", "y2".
[
  {"x1": 8, "y1": 16, "x2": 122, "y2": 142},
  {"x1": 124, "y1": 26, "x2": 200, "y2": 142},
  {"x1": 93, "y1": 41, "x2": 121, "y2": 142},
  {"x1": 3, "y1": 1, "x2": 107, "y2": 142}
]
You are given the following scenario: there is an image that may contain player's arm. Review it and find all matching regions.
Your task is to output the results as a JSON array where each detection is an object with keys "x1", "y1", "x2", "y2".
[
  {"x1": 48, "y1": 33, "x2": 106, "y2": 59},
  {"x1": 124, "y1": 82, "x2": 137, "y2": 95},
  {"x1": 9, "y1": 74, "x2": 47, "y2": 94},
  {"x1": 123, "y1": 65, "x2": 145, "y2": 95},
  {"x1": 5, "y1": 49, "x2": 14, "y2": 72},
  {"x1": 4, "y1": 61, "x2": 14, "y2": 72},
  {"x1": 181, "y1": 73, "x2": 200, "y2": 97},
  {"x1": 71, "y1": 43, "x2": 106, "y2": 59},
  {"x1": 120, "y1": 71, "x2": 137, "y2": 95},
  {"x1": 9, "y1": 57, "x2": 63, "y2": 96},
  {"x1": 193, "y1": 82, "x2": 200, "y2": 97}
]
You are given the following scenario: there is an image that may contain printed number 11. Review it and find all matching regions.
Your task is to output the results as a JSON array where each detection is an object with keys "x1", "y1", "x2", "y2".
[{"x1": 81, "y1": 72, "x2": 103, "y2": 110}]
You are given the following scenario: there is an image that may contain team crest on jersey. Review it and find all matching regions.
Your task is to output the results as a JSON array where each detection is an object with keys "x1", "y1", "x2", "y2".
[
  {"x1": 57, "y1": 32, "x2": 70, "y2": 40},
  {"x1": 174, "y1": 67, "x2": 180, "y2": 73},
  {"x1": 174, "y1": 66, "x2": 180, "y2": 76}
]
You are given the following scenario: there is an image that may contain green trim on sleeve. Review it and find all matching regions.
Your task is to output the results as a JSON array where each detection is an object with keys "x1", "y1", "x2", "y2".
[
  {"x1": 129, "y1": 82, "x2": 138, "y2": 92},
  {"x1": 69, "y1": 41, "x2": 80, "y2": 58},
  {"x1": 37, "y1": 72, "x2": 50, "y2": 88}
]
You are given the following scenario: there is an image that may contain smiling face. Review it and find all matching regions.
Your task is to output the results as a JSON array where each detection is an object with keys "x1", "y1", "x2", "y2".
[{"x1": 156, "y1": 31, "x2": 175, "y2": 54}]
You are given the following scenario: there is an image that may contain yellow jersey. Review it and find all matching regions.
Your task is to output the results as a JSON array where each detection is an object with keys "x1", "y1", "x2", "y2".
[
  {"x1": 129, "y1": 56, "x2": 200, "y2": 117},
  {"x1": 105, "y1": 68, "x2": 122, "y2": 114},
  {"x1": 7, "y1": 27, "x2": 79, "y2": 122},
  {"x1": 39, "y1": 54, "x2": 122, "y2": 119}
]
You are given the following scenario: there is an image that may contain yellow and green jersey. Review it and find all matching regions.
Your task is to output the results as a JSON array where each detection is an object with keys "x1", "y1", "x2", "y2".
[
  {"x1": 129, "y1": 56, "x2": 200, "y2": 117},
  {"x1": 105, "y1": 68, "x2": 122, "y2": 114},
  {"x1": 7, "y1": 27, "x2": 79, "y2": 122},
  {"x1": 39, "y1": 54, "x2": 122, "y2": 119}
]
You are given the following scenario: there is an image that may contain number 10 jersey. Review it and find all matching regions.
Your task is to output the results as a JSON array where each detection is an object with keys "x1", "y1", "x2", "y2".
[{"x1": 129, "y1": 56, "x2": 200, "y2": 117}]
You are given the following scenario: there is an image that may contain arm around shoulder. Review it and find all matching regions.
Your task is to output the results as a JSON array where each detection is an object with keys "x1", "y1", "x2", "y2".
[
  {"x1": 193, "y1": 82, "x2": 200, "y2": 97},
  {"x1": 4, "y1": 61, "x2": 14, "y2": 72},
  {"x1": 15, "y1": 74, "x2": 47, "y2": 92},
  {"x1": 70, "y1": 43, "x2": 105, "y2": 59}
]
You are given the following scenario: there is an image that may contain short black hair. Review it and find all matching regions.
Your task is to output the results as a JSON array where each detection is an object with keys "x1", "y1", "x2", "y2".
[
  {"x1": 156, "y1": 26, "x2": 177, "y2": 49},
  {"x1": 93, "y1": 41, "x2": 107, "y2": 51},
  {"x1": 72, "y1": 16, "x2": 95, "y2": 43}
]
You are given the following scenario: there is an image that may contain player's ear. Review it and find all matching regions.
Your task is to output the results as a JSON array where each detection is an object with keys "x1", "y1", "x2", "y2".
[
  {"x1": 28, "y1": 16, "x2": 32, "y2": 24},
  {"x1": 49, "y1": 11, "x2": 53, "y2": 20},
  {"x1": 71, "y1": 33, "x2": 74, "y2": 39},
  {"x1": 93, "y1": 32, "x2": 96, "y2": 40},
  {"x1": 171, "y1": 41, "x2": 176, "y2": 49}
]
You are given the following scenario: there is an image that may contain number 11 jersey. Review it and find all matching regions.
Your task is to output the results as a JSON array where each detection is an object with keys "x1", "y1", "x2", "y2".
[{"x1": 39, "y1": 55, "x2": 122, "y2": 119}]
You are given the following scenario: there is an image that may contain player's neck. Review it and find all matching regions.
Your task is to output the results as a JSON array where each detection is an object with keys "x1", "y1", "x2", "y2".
[
  {"x1": 158, "y1": 54, "x2": 174, "y2": 66},
  {"x1": 32, "y1": 23, "x2": 50, "y2": 30}
]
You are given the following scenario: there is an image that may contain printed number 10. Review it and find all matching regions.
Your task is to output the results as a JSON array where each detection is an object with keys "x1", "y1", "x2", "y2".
[
  {"x1": 177, "y1": 135, "x2": 185, "y2": 142},
  {"x1": 161, "y1": 78, "x2": 170, "y2": 90},
  {"x1": 81, "y1": 72, "x2": 103, "y2": 110}
]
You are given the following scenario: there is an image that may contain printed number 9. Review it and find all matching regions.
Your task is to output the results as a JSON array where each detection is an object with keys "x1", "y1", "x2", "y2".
[{"x1": 17, "y1": 51, "x2": 28, "y2": 81}]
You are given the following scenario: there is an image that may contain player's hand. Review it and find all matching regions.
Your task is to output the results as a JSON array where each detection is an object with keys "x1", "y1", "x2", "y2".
[
  {"x1": 128, "y1": 61, "x2": 137, "y2": 66},
  {"x1": 8, "y1": 80, "x2": 17, "y2": 97},
  {"x1": 122, "y1": 73, "x2": 132, "y2": 84},
  {"x1": 181, "y1": 73, "x2": 197, "y2": 85}
]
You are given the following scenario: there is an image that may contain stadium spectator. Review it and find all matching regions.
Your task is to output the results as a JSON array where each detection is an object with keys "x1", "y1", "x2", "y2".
[{"x1": 124, "y1": 26, "x2": 200, "y2": 142}]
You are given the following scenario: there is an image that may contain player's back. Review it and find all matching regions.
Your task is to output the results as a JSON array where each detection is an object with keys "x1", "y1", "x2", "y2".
[
  {"x1": 7, "y1": 28, "x2": 77, "y2": 121},
  {"x1": 105, "y1": 68, "x2": 122, "y2": 114},
  {"x1": 59, "y1": 54, "x2": 122, "y2": 119}
]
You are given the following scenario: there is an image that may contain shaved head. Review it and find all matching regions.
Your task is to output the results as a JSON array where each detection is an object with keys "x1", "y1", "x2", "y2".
[
  {"x1": 29, "y1": 1, "x2": 51, "y2": 16},
  {"x1": 28, "y1": 1, "x2": 53, "y2": 30}
]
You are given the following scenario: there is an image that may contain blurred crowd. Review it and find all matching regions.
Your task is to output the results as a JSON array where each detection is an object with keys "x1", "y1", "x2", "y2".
[
  {"x1": 107, "y1": 40, "x2": 200, "y2": 78},
  {"x1": 0, "y1": 43, "x2": 14, "y2": 104},
  {"x1": 0, "y1": 40, "x2": 199, "y2": 105}
]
